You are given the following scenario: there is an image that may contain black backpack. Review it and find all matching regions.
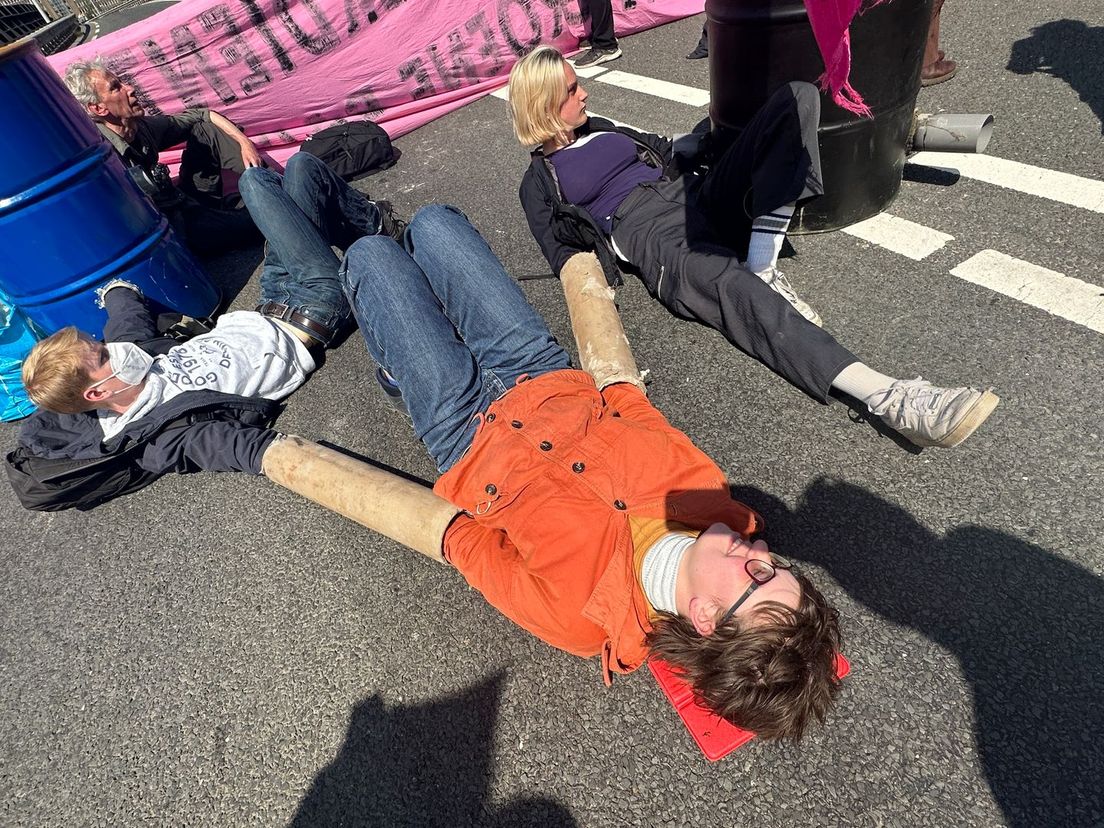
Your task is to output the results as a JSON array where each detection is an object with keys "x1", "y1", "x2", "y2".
[{"x1": 300, "y1": 121, "x2": 401, "y2": 181}]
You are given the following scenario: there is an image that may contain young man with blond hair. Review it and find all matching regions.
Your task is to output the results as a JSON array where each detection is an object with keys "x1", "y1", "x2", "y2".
[{"x1": 8, "y1": 153, "x2": 397, "y2": 510}]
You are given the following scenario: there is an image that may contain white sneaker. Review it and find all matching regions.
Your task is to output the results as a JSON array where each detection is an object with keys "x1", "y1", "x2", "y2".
[
  {"x1": 868, "y1": 377, "x2": 999, "y2": 448},
  {"x1": 754, "y1": 266, "x2": 822, "y2": 327}
]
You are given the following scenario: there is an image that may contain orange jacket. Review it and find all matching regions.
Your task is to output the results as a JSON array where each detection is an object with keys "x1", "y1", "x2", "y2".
[{"x1": 435, "y1": 370, "x2": 762, "y2": 684}]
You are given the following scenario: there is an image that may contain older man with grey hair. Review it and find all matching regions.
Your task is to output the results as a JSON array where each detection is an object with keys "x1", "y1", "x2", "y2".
[{"x1": 64, "y1": 59, "x2": 262, "y2": 256}]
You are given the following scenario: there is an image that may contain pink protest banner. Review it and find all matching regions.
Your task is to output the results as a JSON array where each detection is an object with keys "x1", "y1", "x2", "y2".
[{"x1": 48, "y1": 0, "x2": 705, "y2": 166}]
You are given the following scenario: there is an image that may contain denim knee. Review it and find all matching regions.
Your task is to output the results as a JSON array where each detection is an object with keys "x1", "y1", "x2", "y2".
[
  {"x1": 341, "y1": 235, "x2": 400, "y2": 295},
  {"x1": 238, "y1": 165, "x2": 279, "y2": 198},
  {"x1": 409, "y1": 203, "x2": 467, "y2": 234},
  {"x1": 284, "y1": 151, "x2": 328, "y2": 184}
]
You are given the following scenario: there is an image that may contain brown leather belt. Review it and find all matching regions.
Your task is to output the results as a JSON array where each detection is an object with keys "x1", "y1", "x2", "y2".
[{"x1": 256, "y1": 302, "x2": 335, "y2": 345}]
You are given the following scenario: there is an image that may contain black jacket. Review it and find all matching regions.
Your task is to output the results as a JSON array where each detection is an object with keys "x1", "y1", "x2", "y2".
[
  {"x1": 518, "y1": 116, "x2": 674, "y2": 286},
  {"x1": 5, "y1": 288, "x2": 281, "y2": 511}
]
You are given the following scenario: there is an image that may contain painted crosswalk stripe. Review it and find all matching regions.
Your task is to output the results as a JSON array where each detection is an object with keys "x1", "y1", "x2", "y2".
[
  {"x1": 593, "y1": 70, "x2": 711, "y2": 107},
  {"x1": 909, "y1": 152, "x2": 1104, "y2": 214},
  {"x1": 841, "y1": 212, "x2": 954, "y2": 260},
  {"x1": 951, "y1": 249, "x2": 1104, "y2": 334}
]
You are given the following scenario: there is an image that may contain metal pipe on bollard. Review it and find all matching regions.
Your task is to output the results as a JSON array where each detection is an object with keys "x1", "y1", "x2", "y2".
[
  {"x1": 558, "y1": 252, "x2": 646, "y2": 392},
  {"x1": 261, "y1": 435, "x2": 460, "y2": 564},
  {"x1": 910, "y1": 113, "x2": 994, "y2": 154}
]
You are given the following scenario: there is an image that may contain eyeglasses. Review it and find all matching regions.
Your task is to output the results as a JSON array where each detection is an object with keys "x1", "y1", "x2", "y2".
[{"x1": 717, "y1": 553, "x2": 793, "y2": 627}]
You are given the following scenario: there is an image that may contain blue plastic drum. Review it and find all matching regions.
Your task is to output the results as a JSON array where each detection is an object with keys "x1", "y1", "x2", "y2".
[{"x1": 0, "y1": 39, "x2": 220, "y2": 336}]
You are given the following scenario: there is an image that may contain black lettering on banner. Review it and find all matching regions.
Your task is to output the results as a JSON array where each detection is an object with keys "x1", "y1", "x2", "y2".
[
  {"x1": 203, "y1": 4, "x2": 273, "y2": 96},
  {"x1": 464, "y1": 10, "x2": 503, "y2": 76},
  {"x1": 106, "y1": 49, "x2": 163, "y2": 116},
  {"x1": 159, "y1": 22, "x2": 237, "y2": 106},
  {"x1": 240, "y1": 0, "x2": 296, "y2": 73},
  {"x1": 342, "y1": 0, "x2": 377, "y2": 34},
  {"x1": 378, "y1": 0, "x2": 404, "y2": 9},
  {"x1": 537, "y1": 0, "x2": 580, "y2": 39},
  {"x1": 425, "y1": 43, "x2": 460, "y2": 92},
  {"x1": 497, "y1": 0, "x2": 542, "y2": 57},
  {"x1": 398, "y1": 56, "x2": 435, "y2": 100},
  {"x1": 344, "y1": 83, "x2": 381, "y2": 115},
  {"x1": 445, "y1": 29, "x2": 480, "y2": 88},
  {"x1": 273, "y1": 0, "x2": 340, "y2": 56}
]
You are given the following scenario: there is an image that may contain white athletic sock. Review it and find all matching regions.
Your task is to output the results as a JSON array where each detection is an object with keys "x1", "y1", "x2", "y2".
[
  {"x1": 831, "y1": 362, "x2": 899, "y2": 409},
  {"x1": 745, "y1": 203, "x2": 796, "y2": 273}
]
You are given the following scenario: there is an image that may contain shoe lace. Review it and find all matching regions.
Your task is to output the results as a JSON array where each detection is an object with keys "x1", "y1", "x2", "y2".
[
  {"x1": 759, "y1": 267, "x2": 799, "y2": 303},
  {"x1": 875, "y1": 378, "x2": 946, "y2": 417}
]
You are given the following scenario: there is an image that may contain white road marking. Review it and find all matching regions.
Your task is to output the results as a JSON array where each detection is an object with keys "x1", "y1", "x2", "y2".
[
  {"x1": 951, "y1": 250, "x2": 1104, "y2": 334},
  {"x1": 594, "y1": 70, "x2": 711, "y2": 107},
  {"x1": 841, "y1": 213, "x2": 954, "y2": 260},
  {"x1": 909, "y1": 152, "x2": 1104, "y2": 214}
]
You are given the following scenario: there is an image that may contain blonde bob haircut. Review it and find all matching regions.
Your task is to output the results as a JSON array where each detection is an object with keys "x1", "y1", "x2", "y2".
[
  {"x1": 22, "y1": 327, "x2": 97, "y2": 414},
  {"x1": 508, "y1": 45, "x2": 573, "y2": 148}
]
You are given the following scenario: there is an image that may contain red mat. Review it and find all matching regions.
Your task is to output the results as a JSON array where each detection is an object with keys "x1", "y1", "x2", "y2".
[{"x1": 650, "y1": 653, "x2": 852, "y2": 760}]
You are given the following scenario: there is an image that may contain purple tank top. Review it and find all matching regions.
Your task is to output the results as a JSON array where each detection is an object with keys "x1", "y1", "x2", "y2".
[{"x1": 548, "y1": 131, "x2": 663, "y2": 234}]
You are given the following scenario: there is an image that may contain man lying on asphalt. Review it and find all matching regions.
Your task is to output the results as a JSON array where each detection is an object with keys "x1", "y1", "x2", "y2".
[
  {"x1": 7, "y1": 153, "x2": 400, "y2": 510},
  {"x1": 329, "y1": 203, "x2": 842, "y2": 740}
]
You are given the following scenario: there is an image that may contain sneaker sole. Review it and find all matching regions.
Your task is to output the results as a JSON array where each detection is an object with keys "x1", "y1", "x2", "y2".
[
  {"x1": 573, "y1": 48, "x2": 622, "y2": 68},
  {"x1": 911, "y1": 389, "x2": 1000, "y2": 448}
]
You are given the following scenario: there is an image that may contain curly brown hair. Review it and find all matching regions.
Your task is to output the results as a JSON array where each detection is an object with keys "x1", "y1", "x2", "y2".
[{"x1": 645, "y1": 571, "x2": 841, "y2": 741}]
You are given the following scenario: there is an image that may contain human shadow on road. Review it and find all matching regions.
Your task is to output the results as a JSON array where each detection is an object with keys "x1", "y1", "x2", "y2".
[
  {"x1": 291, "y1": 673, "x2": 577, "y2": 828},
  {"x1": 1007, "y1": 19, "x2": 1104, "y2": 134},
  {"x1": 730, "y1": 478, "x2": 1104, "y2": 828}
]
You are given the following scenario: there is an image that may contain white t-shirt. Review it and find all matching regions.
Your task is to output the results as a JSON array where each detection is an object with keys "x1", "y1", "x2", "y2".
[{"x1": 98, "y1": 311, "x2": 316, "y2": 440}]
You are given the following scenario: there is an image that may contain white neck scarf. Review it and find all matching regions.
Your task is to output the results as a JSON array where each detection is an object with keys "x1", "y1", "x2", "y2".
[{"x1": 640, "y1": 532, "x2": 695, "y2": 614}]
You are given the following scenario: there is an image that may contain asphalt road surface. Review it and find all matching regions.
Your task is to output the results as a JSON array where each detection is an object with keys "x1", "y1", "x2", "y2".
[{"x1": 3, "y1": 3, "x2": 1103, "y2": 826}]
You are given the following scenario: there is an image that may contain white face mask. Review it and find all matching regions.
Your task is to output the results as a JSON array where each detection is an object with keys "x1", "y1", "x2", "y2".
[{"x1": 88, "y1": 341, "x2": 155, "y2": 393}]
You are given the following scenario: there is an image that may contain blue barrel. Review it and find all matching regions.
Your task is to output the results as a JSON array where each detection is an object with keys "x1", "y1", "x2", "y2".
[
  {"x1": 0, "y1": 39, "x2": 220, "y2": 336},
  {"x1": 706, "y1": 0, "x2": 930, "y2": 232}
]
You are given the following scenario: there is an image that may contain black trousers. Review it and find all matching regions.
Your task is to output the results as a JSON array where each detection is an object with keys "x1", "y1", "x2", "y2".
[
  {"x1": 173, "y1": 121, "x2": 260, "y2": 257},
  {"x1": 580, "y1": 0, "x2": 617, "y2": 48},
  {"x1": 611, "y1": 82, "x2": 858, "y2": 402}
]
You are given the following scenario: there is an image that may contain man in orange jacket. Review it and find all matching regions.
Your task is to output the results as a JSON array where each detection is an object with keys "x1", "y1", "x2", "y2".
[{"x1": 339, "y1": 204, "x2": 842, "y2": 741}]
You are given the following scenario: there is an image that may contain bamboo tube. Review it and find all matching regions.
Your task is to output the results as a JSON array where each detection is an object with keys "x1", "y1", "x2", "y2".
[
  {"x1": 559, "y1": 252, "x2": 646, "y2": 392},
  {"x1": 262, "y1": 435, "x2": 459, "y2": 564}
]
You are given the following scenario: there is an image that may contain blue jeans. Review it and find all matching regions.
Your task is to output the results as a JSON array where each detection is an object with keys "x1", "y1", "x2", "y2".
[
  {"x1": 239, "y1": 152, "x2": 382, "y2": 335},
  {"x1": 341, "y1": 204, "x2": 571, "y2": 472}
]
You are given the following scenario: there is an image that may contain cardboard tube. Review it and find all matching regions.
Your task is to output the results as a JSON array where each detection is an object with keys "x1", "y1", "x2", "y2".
[
  {"x1": 559, "y1": 252, "x2": 646, "y2": 392},
  {"x1": 262, "y1": 435, "x2": 459, "y2": 564}
]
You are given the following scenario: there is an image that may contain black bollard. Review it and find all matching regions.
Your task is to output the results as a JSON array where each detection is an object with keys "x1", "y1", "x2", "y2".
[{"x1": 707, "y1": 0, "x2": 932, "y2": 232}]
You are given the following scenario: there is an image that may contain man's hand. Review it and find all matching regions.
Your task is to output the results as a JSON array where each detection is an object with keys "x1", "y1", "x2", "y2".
[
  {"x1": 238, "y1": 138, "x2": 263, "y2": 168},
  {"x1": 209, "y1": 110, "x2": 265, "y2": 168}
]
